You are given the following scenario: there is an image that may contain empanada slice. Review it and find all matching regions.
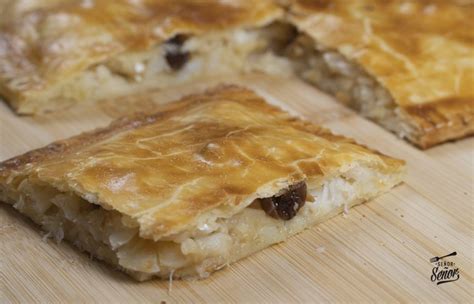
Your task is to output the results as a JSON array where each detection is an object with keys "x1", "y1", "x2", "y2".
[
  {"x1": 0, "y1": 0, "x2": 291, "y2": 114},
  {"x1": 283, "y1": 0, "x2": 474, "y2": 148},
  {"x1": 2, "y1": 1, "x2": 471, "y2": 149},
  {"x1": 0, "y1": 85, "x2": 404, "y2": 280}
]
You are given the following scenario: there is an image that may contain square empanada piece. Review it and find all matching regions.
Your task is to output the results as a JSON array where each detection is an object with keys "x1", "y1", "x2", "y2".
[
  {"x1": 0, "y1": 85, "x2": 405, "y2": 280},
  {"x1": 0, "y1": 0, "x2": 288, "y2": 114},
  {"x1": 284, "y1": 0, "x2": 474, "y2": 148}
]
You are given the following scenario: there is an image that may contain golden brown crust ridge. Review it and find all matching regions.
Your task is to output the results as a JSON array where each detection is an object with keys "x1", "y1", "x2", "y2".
[
  {"x1": 401, "y1": 98, "x2": 474, "y2": 148},
  {"x1": 0, "y1": 85, "x2": 404, "y2": 241},
  {"x1": 287, "y1": 0, "x2": 474, "y2": 147}
]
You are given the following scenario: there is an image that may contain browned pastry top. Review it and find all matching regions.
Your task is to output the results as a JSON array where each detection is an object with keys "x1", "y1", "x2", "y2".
[
  {"x1": 288, "y1": 0, "x2": 474, "y2": 147},
  {"x1": 0, "y1": 85, "x2": 404, "y2": 240},
  {"x1": 0, "y1": 0, "x2": 282, "y2": 101}
]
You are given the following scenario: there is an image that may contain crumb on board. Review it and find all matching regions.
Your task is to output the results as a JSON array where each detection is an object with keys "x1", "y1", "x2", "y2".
[
  {"x1": 0, "y1": 224, "x2": 16, "y2": 234},
  {"x1": 316, "y1": 246, "x2": 326, "y2": 253},
  {"x1": 42, "y1": 231, "x2": 52, "y2": 242},
  {"x1": 168, "y1": 270, "x2": 175, "y2": 294}
]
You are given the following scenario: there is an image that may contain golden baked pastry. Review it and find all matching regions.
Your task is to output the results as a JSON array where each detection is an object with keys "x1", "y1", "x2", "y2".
[
  {"x1": 1, "y1": 0, "x2": 472, "y2": 148},
  {"x1": 284, "y1": 0, "x2": 474, "y2": 148},
  {"x1": 0, "y1": 0, "x2": 288, "y2": 113},
  {"x1": 0, "y1": 85, "x2": 404, "y2": 280}
]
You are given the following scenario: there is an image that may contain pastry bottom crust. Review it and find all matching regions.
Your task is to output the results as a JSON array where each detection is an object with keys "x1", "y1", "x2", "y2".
[{"x1": 0, "y1": 162, "x2": 403, "y2": 280}]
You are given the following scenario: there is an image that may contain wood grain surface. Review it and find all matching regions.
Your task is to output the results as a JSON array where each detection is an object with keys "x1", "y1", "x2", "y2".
[{"x1": 0, "y1": 75, "x2": 472, "y2": 303}]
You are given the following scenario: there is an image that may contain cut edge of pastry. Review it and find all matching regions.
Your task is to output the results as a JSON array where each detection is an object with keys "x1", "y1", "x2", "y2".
[
  {"x1": 6, "y1": 21, "x2": 295, "y2": 115},
  {"x1": 282, "y1": 32, "x2": 474, "y2": 149},
  {"x1": 0, "y1": 158, "x2": 404, "y2": 281}
]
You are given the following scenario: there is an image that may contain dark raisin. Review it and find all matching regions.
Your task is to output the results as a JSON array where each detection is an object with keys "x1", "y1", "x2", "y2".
[
  {"x1": 165, "y1": 34, "x2": 190, "y2": 70},
  {"x1": 260, "y1": 182, "x2": 307, "y2": 220},
  {"x1": 165, "y1": 51, "x2": 190, "y2": 70}
]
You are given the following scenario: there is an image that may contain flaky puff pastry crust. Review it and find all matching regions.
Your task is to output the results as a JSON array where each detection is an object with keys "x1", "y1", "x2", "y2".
[
  {"x1": 287, "y1": 0, "x2": 474, "y2": 148},
  {"x1": 0, "y1": 85, "x2": 404, "y2": 242},
  {"x1": 0, "y1": 0, "x2": 282, "y2": 112}
]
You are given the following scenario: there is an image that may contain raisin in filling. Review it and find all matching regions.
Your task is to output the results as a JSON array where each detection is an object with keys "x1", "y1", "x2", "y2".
[
  {"x1": 164, "y1": 34, "x2": 190, "y2": 70},
  {"x1": 260, "y1": 182, "x2": 307, "y2": 220}
]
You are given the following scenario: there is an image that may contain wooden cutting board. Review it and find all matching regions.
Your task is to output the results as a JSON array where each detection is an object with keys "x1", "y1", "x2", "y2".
[{"x1": 0, "y1": 75, "x2": 472, "y2": 303}]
